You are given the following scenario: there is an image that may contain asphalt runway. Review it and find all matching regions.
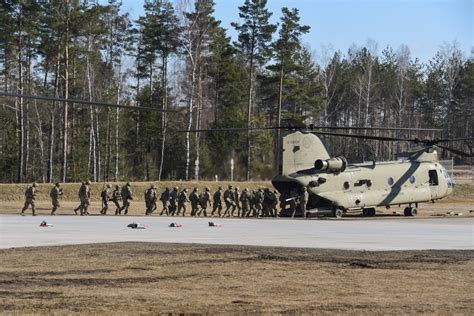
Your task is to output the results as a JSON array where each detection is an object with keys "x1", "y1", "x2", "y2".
[{"x1": 0, "y1": 214, "x2": 472, "y2": 250}]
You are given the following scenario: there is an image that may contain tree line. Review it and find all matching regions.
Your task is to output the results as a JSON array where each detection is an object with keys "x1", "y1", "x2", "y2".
[{"x1": 0, "y1": 0, "x2": 472, "y2": 184}]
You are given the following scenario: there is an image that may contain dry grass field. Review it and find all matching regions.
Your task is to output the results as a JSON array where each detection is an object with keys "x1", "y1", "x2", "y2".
[{"x1": 0, "y1": 243, "x2": 472, "y2": 314}]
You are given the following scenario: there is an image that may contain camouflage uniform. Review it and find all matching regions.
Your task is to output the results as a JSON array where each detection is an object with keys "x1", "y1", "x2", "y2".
[
  {"x1": 198, "y1": 188, "x2": 211, "y2": 217},
  {"x1": 262, "y1": 188, "x2": 271, "y2": 217},
  {"x1": 169, "y1": 187, "x2": 179, "y2": 216},
  {"x1": 223, "y1": 185, "x2": 236, "y2": 217},
  {"x1": 160, "y1": 188, "x2": 171, "y2": 216},
  {"x1": 50, "y1": 183, "x2": 63, "y2": 215},
  {"x1": 234, "y1": 187, "x2": 241, "y2": 217},
  {"x1": 239, "y1": 188, "x2": 250, "y2": 217},
  {"x1": 120, "y1": 182, "x2": 133, "y2": 215},
  {"x1": 211, "y1": 187, "x2": 223, "y2": 217},
  {"x1": 100, "y1": 184, "x2": 111, "y2": 215},
  {"x1": 253, "y1": 189, "x2": 264, "y2": 217},
  {"x1": 270, "y1": 190, "x2": 279, "y2": 217},
  {"x1": 299, "y1": 187, "x2": 309, "y2": 218},
  {"x1": 177, "y1": 188, "x2": 189, "y2": 216},
  {"x1": 112, "y1": 185, "x2": 122, "y2": 215},
  {"x1": 21, "y1": 183, "x2": 37, "y2": 216},
  {"x1": 78, "y1": 181, "x2": 91, "y2": 216},
  {"x1": 145, "y1": 185, "x2": 157, "y2": 215},
  {"x1": 189, "y1": 188, "x2": 200, "y2": 216}
]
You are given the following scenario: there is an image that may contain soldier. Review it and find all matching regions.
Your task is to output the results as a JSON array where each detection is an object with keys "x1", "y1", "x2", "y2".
[
  {"x1": 21, "y1": 183, "x2": 38, "y2": 216},
  {"x1": 240, "y1": 188, "x2": 250, "y2": 217},
  {"x1": 100, "y1": 184, "x2": 111, "y2": 215},
  {"x1": 289, "y1": 188, "x2": 298, "y2": 218},
  {"x1": 270, "y1": 190, "x2": 279, "y2": 217},
  {"x1": 253, "y1": 188, "x2": 264, "y2": 217},
  {"x1": 78, "y1": 180, "x2": 91, "y2": 216},
  {"x1": 199, "y1": 187, "x2": 211, "y2": 216},
  {"x1": 177, "y1": 188, "x2": 189, "y2": 216},
  {"x1": 169, "y1": 187, "x2": 179, "y2": 216},
  {"x1": 145, "y1": 184, "x2": 158, "y2": 215},
  {"x1": 73, "y1": 182, "x2": 84, "y2": 215},
  {"x1": 299, "y1": 187, "x2": 309, "y2": 218},
  {"x1": 223, "y1": 185, "x2": 236, "y2": 217},
  {"x1": 120, "y1": 182, "x2": 133, "y2": 215},
  {"x1": 112, "y1": 184, "x2": 122, "y2": 215},
  {"x1": 234, "y1": 187, "x2": 241, "y2": 217},
  {"x1": 50, "y1": 182, "x2": 63, "y2": 215},
  {"x1": 189, "y1": 187, "x2": 200, "y2": 216},
  {"x1": 211, "y1": 187, "x2": 223, "y2": 217},
  {"x1": 262, "y1": 188, "x2": 272, "y2": 217},
  {"x1": 159, "y1": 187, "x2": 171, "y2": 216}
]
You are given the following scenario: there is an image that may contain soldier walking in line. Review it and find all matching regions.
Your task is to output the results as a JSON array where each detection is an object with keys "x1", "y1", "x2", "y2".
[
  {"x1": 240, "y1": 188, "x2": 250, "y2": 217},
  {"x1": 50, "y1": 182, "x2": 63, "y2": 215},
  {"x1": 100, "y1": 184, "x2": 111, "y2": 215},
  {"x1": 198, "y1": 187, "x2": 211, "y2": 216},
  {"x1": 211, "y1": 187, "x2": 223, "y2": 217},
  {"x1": 160, "y1": 187, "x2": 171, "y2": 216},
  {"x1": 120, "y1": 182, "x2": 133, "y2": 215},
  {"x1": 262, "y1": 188, "x2": 271, "y2": 217},
  {"x1": 77, "y1": 180, "x2": 91, "y2": 216},
  {"x1": 234, "y1": 187, "x2": 241, "y2": 217},
  {"x1": 73, "y1": 182, "x2": 84, "y2": 215},
  {"x1": 189, "y1": 187, "x2": 200, "y2": 216},
  {"x1": 169, "y1": 187, "x2": 179, "y2": 216},
  {"x1": 112, "y1": 184, "x2": 122, "y2": 215},
  {"x1": 289, "y1": 188, "x2": 299, "y2": 218},
  {"x1": 145, "y1": 184, "x2": 157, "y2": 215},
  {"x1": 299, "y1": 187, "x2": 309, "y2": 218},
  {"x1": 270, "y1": 190, "x2": 279, "y2": 217},
  {"x1": 21, "y1": 183, "x2": 38, "y2": 216},
  {"x1": 177, "y1": 188, "x2": 189, "y2": 216},
  {"x1": 253, "y1": 188, "x2": 264, "y2": 217},
  {"x1": 223, "y1": 185, "x2": 236, "y2": 217}
]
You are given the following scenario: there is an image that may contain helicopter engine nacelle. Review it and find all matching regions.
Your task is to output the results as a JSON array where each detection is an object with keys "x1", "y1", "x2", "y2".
[{"x1": 314, "y1": 156, "x2": 347, "y2": 173}]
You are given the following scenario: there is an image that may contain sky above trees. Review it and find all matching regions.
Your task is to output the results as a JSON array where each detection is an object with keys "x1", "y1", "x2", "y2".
[{"x1": 115, "y1": 0, "x2": 472, "y2": 63}]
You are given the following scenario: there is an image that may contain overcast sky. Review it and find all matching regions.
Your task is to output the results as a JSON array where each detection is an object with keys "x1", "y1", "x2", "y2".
[{"x1": 115, "y1": 0, "x2": 472, "y2": 62}]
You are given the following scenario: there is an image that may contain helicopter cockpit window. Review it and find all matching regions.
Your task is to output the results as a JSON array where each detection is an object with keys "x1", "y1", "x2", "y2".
[
  {"x1": 428, "y1": 170, "x2": 439, "y2": 186},
  {"x1": 387, "y1": 177, "x2": 394, "y2": 186},
  {"x1": 409, "y1": 175, "x2": 416, "y2": 184}
]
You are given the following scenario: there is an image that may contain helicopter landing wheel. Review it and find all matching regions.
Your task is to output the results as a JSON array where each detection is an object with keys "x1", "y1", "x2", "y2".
[
  {"x1": 362, "y1": 208, "x2": 376, "y2": 217},
  {"x1": 333, "y1": 208, "x2": 344, "y2": 219},
  {"x1": 404, "y1": 207, "x2": 417, "y2": 217}
]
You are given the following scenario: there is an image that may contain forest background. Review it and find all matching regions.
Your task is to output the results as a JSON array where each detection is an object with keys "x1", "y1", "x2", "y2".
[{"x1": 0, "y1": 0, "x2": 472, "y2": 183}]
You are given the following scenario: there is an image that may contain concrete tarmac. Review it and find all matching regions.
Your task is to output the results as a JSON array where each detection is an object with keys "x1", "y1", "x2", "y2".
[{"x1": 0, "y1": 215, "x2": 472, "y2": 250}]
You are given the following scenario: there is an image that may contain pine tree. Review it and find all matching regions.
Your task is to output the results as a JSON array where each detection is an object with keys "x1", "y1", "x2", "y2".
[{"x1": 231, "y1": 0, "x2": 276, "y2": 180}]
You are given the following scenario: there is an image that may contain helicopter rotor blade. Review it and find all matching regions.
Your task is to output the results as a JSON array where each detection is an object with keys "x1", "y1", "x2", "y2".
[
  {"x1": 434, "y1": 137, "x2": 474, "y2": 143},
  {"x1": 309, "y1": 131, "x2": 412, "y2": 142},
  {"x1": 0, "y1": 92, "x2": 178, "y2": 113},
  {"x1": 436, "y1": 144, "x2": 474, "y2": 157}
]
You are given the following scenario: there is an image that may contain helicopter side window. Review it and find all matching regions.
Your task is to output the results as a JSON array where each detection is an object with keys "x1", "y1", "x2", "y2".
[{"x1": 428, "y1": 170, "x2": 439, "y2": 186}]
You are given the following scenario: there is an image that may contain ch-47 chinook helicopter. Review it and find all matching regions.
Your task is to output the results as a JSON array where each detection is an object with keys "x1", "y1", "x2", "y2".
[
  {"x1": 271, "y1": 127, "x2": 473, "y2": 218},
  {"x1": 188, "y1": 124, "x2": 473, "y2": 218}
]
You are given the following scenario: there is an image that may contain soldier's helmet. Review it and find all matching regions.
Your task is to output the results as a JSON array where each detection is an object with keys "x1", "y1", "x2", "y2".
[
  {"x1": 151, "y1": 184, "x2": 156, "y2": 189},
  {"x1": 264, "y1": 188, "x2": 270, "y2": 192},
  {"x1": 235, "y1": 187, "x2": 239, "y2": 191},
  {"x1": 244, "y1": 188, "x2": 248, "y2": 192},
  {"x1": 302, "y1": 187, "x2": 307, "y2": 191},
  {"x1": 174, "y1": 186, "x2": 179, "y2": 190},
  {"x1": 85, "y1": 180, "x2": 91, "y2": 185},
  {"x1": 32, "y1": 182, "x2": 38, "y2": 187},
  {"x1": 126, "y1": 182, "x2": 131, "y2": 186},
  {"x1": 228, "y1": 185, "x2": 233, "y2": 189},
  {"x1": 115, "y1": 184, "x2": 120, "y2": 189},
  {"x1": 205, "y1": 187, "x2": 210, "y2": 192},
  {"x1": 106, "y1": 184, "x2": 111, "y2": 188},
  {"x1": 193, "y1": 187, "x2": 198, "y2": 191},
  {"x1": 55, "y1": 182, "x2": 60, "y2": 187},
  {"x1": 183, "y1": 188, "x2": 188, "y2": 192},
  {"x1": 258, "y1": 188, "x2": 263, "y2": 192},
  {"x1": 165, "y1": 187, "x2": 170, "y2": 191},
  {"x1": 218, "y1": 186, "x2": 222, "y2": 190}
]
